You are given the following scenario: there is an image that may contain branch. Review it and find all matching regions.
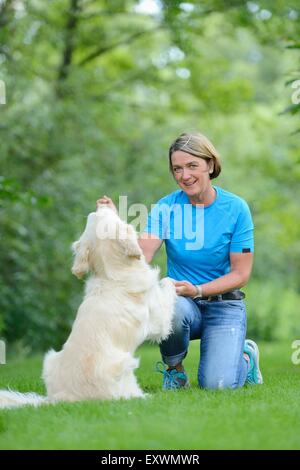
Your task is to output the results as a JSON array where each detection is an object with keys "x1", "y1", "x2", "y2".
[
  {"x1": 78, "y1": 25, "x2": 162, "y2": 66},
  {"x1": 89, "y1": 64, "x2": 158, "y2": 102},
  {"x1": 80, "y1": 10, "x2": 143, "y2": 20},
  {"x1": 0, "y1": 0, "x2": 14, "y2": 29},
  {"x1": 57, "y1": 0, "x2": 82, "y2": 82}
]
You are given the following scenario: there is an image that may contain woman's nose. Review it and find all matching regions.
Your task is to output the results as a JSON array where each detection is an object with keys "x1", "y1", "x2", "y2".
[{"x1": 181, "y1": 168, "x2": 192, "y2": 179}]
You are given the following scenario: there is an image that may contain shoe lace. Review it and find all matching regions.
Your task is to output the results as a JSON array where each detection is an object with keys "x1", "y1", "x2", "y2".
[{"x1": 155, "y1": 362, "x2": 187, "y2": 389}]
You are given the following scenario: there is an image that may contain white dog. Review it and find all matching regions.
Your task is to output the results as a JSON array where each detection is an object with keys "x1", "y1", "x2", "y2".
[{"x1": 0, "y1": 205, "x2": 176, "y2": 408}]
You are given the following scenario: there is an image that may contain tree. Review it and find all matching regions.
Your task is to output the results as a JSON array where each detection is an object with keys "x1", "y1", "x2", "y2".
[{"x1": 0, "y1": 0, "x2": 299, "y2": 349}]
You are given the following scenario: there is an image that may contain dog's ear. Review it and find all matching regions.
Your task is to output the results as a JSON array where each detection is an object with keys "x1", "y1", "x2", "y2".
[
  {"x1": 119, "y1": 224, "x2": 142, "y2": 259},
  {"x1": 71, "y1": 240, "x2": 90, "y2": 278},
  {"x1": 71, "y1": 213, "x2": 97, "y2": 278}
]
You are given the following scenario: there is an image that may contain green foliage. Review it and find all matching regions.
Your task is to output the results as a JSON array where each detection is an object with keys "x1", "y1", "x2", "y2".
[
  {"x1": 0, "y1": 0, "x2": 299, "y2": 350},
  {"x1": 245, "y1": 281, "x2": 300, "y2": 342}
]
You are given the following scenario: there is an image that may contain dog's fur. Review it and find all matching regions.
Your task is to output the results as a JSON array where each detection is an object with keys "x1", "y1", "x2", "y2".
[{"x1": 0, "y1": 206, "x2": 176, "y2": 408}]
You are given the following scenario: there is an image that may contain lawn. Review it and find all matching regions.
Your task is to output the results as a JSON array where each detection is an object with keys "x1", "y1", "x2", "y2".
[{"x1": 0, "y1": 341, "x2": 299, "y2": 450}]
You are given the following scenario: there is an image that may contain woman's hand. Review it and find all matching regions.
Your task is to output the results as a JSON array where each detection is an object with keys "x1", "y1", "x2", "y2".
[
  {"x1": 175, "y1": 280, "x2": 198, "y2": 297},
  {"x1": 96, "y1": 195, "x2": 118, "y2": 214}
]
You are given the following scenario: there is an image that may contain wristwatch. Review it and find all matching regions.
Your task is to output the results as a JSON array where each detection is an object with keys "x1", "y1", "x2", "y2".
[{"x1": 193, "y1": 285, "x2": 203, "y2": 299}]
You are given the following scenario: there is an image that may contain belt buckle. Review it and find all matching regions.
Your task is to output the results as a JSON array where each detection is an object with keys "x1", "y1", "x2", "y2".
[{"x1": 208, "y1": 295, "x2": 222, "y2": 301}]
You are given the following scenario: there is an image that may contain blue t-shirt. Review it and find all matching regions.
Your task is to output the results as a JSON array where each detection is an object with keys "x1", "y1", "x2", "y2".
[{"x1": 143, "y1": 186, "x2": 254, "y2": 284}]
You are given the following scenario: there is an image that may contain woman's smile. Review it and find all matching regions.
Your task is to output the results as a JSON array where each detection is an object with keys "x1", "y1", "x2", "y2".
[{"x1": 182, "y1": 180, "x2": 197, "y2": 187}]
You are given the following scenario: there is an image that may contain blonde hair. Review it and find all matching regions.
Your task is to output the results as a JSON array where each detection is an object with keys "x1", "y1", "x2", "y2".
[{"x1": 168, "y1": 132, "x2": 222, "y2": 180}]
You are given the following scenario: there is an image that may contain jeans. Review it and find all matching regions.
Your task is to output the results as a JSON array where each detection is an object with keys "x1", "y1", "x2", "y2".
[{"x1": 160, "y1": 296, "x2": 248, "y2": 389}]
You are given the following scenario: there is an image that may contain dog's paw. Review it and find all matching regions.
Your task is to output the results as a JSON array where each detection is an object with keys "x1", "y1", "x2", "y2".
[{"x1": 160, "y1": 277, "x2": 176, "y2": 288}]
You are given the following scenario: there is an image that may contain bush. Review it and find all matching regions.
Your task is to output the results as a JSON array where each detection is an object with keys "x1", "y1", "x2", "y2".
[{"x1": 245, "y1": 281, "x2": 300, "y2": 342}]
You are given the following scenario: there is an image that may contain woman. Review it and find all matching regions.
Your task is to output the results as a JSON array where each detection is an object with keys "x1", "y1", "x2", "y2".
[{"x1": 97, "y1": 132, "x2": 263, "y2": 390}]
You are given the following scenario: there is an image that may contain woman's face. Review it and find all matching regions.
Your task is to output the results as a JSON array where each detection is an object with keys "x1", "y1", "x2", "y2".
[{"x1": 171, "y1": 150, "x2": 212, "y2": 198}]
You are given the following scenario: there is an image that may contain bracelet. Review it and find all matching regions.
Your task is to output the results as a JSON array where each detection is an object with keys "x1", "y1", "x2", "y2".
[{"x1": 193, "y1": 285, "x2": 203, "y2": 299}]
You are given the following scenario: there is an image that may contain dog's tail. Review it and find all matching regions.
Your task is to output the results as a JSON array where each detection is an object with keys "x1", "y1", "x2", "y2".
[{"x1": 0, "y1": 390, "x2": 47, "y2": 409}]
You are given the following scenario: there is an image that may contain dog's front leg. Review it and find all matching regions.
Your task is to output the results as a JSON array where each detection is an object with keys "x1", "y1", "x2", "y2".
[{"x1": 146, "y1": 278, "x2": 177, "y2": 343}]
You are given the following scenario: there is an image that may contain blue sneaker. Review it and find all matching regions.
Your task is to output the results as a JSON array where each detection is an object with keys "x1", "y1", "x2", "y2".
[
  {"x1": 156, "y1": 362, "x2": 189, "y2": 390},
  {"x1": 244, "y1": 339, "x2": 263, "y2": 385}
]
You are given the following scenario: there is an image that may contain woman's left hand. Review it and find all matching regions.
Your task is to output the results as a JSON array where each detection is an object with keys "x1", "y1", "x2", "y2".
[{"x1": 175, "y1": 280, "x2": 197, "y2": 297}]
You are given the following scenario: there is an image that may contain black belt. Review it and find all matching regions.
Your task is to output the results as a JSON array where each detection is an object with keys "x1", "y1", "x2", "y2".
[{"x1": 194, "y1": 290, "x2": 245, "y2": 302}]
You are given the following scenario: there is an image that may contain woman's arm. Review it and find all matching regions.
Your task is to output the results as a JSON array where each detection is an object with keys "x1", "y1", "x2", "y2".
[
  {"x1": 175, "y1": 252, "x2": 253, "y2": 297},
  {"x1": 138, "y1": 233, "x2": 163, "y2": 263}
]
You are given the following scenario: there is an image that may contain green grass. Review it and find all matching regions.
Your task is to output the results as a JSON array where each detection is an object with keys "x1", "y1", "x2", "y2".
[{"x1": 0, "y1": 341, "x2": 299, "y2": 450}]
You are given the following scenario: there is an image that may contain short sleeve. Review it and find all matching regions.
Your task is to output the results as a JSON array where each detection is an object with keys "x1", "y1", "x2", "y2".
[{"x1": 230, "y1": 200, "x2": 254, "y2": 253}]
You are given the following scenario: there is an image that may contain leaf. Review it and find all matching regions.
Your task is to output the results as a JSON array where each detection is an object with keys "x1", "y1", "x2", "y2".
[{"x1": 279, "y1": 104, "x2": 300, "y2": 115}]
